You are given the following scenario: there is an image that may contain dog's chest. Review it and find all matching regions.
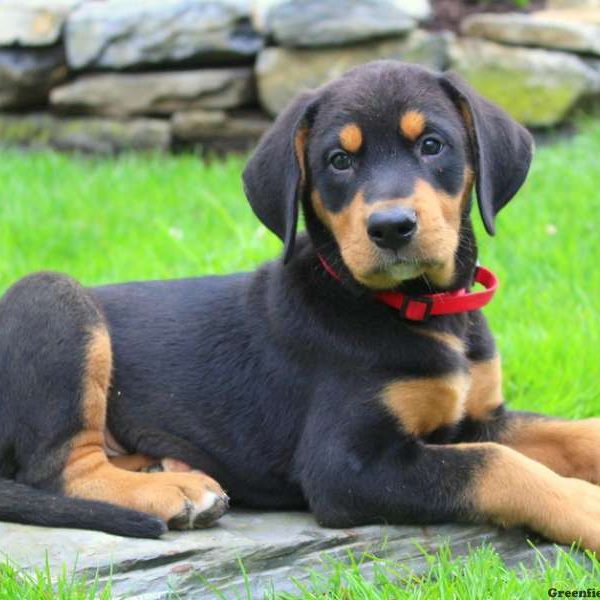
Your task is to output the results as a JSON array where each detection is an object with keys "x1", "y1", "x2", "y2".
[{"x1": 381, "y1": 371, "x2": 471, "y2": 437}]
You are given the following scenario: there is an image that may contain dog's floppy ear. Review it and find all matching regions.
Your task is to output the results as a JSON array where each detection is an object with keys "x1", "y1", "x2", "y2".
[
  {"x1": 439, "y1": 72, "x2": 534, "y2": 235},
  {"x1": 243, "y1": 92, "x2": 318, "y2": 263}
]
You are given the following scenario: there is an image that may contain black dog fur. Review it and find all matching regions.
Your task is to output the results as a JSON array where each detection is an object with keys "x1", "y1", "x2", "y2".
[{"x1": 2, "y1": 62, "x2": 600, "y2": 550}]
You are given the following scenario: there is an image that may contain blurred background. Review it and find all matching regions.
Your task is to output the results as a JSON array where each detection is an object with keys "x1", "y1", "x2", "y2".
[{"x1": 0, "y1": 0, "x2": 599, "y2": 154}]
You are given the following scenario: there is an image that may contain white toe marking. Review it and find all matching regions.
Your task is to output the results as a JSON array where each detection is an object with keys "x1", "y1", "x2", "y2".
[{"x1": 197, "y1": 491, "x2": 219, "y2": 513}]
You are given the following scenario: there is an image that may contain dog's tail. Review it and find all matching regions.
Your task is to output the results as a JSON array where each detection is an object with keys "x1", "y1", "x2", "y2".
[{"x1": 0, "y1": 478, "x2": 166, "y2": 538}]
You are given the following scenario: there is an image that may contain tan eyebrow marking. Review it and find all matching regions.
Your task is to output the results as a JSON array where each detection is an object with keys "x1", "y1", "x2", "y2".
[
  {"x1": 339, "y1": 123, "x2": 363, "y2": 153},
  {"x1": 400, "y1": 111, "x2": 426, "y2": 141}
]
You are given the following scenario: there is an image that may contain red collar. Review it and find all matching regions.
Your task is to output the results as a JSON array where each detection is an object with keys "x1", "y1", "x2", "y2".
[{"x1": 318, "y1": 255, "x2": 498, "y2": 321}]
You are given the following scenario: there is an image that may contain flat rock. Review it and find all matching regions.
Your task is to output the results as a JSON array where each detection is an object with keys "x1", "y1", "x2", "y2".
[
  {"x1": 0, "y1": 511, "x2": 563, "y2": 598},
  {"x1": 259, "y1": 0, "x2": 415, "y2": 48},
  {"x1": 395, "y1": 0, "x2": 432, "y2": 21},
  {"x1": 547, "y1": 0, "x2": 599, "y2": 8},
  {"x1": 462, "y1": 12, "x2": 600, "y2": 56},
  {"x1": 172, "y1": 109, "x2": 270, "y2": 151},
  {"x1": 585, "y1": 58, "x2": 600, "y2": 72},
  {"x1": 50, "y1": 69, "x2": 255, "y2": 117},
  {"x1": 65, "y1": 0, "x2": 262, "y2": 71},
  {"x1": 449, "y1": 37, "x2": 600, "y2": 127},
  {"x1": 256, "y1": 30, "x2": 450, "y2": 115},
  {"x1": 0, "y1": 46, "x2": 67, "y2": 109},
  {"x1": 0, "y1": 0, "x2": 81, "y2": 47},
  {"x1": 535, "y1": 8, "x2": 600, "y2": 24},
  {"x1": 0, "y1": 113, "x2": 171, "y2": 154},
  {"x1": 252, "y1": 0, "x2": 430, "y2": 32}
]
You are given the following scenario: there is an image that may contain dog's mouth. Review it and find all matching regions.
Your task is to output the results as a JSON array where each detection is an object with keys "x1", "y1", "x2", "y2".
[
  {"x1": 372, "y1": 250, "x2": 439, "y2": 280},
  {"x1": 354, "y1": 253, "x2": 438, "y2": 289},
  {"x1": 376, "y1": 260, "x2": 424, "y2": 282}
]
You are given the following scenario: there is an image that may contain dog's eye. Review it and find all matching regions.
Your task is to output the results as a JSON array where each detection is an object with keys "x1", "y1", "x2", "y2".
[
  {"x1": 420, "y1": 137, "x2": 444, "y2": 156},
  {"x1": 329, "y1": 151, "x2": 353, "y2": 171}
]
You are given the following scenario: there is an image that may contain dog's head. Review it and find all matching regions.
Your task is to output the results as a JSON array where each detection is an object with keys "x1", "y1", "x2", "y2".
[{"x1": 243, "y1": 61, "x2": 533, "y2": 290}]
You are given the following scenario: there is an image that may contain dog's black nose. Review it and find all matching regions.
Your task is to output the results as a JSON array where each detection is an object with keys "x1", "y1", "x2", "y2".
[{"x1": 367, "y1": 208, "x2": 417, "y2": 250}]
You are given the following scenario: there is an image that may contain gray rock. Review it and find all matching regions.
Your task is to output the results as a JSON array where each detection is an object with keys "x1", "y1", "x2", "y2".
[
  {"x1": 576, "y1": 57, "x2": 600, "y2": 115},
  {"x1": 0, "y1": 511, "x2": 563, "y2": 598},
  {"x1": 172, "y1": 109, "x2": 270, "y2": 151},
  {"x1": 0, "y1": 46, "x2": 67, "y2": 109},
  {"x1": 396, "y1": 0, "x2": 432, "y2": 21},
  {"x1": 65, "y1": 0, "x2": 263, "y2": 71},
  {"x1": 171, "y1": 110, "x2": 271, "y2": 144},
  {"x1": 257, "y1": 30, "x2": 450, "y2": 116},
  {"x1": 547, "y1": 0, "x2": 599, "y2": 7},
  {"x1": 585, "y1": 58, "x2": 600, "y2": 72},
  {"x1": 0, "y1": 113, "x2": 171, "y2": 154},
  {"x1": 0, "y1": 0, "x2": 81, "y2": 47},
  {"x1": 50, "y1": 69, "x2": 255, "y2": 118},
  {"x1": 535, "y1": 7, "x2": 600, "y2": 24},
  {"x1": 448, "y1": 38, "x2": 600, "y2": 127},
  {"x1": 462, "y1": 12, "x2": 600, "y2": 56},
  {"x1": 252, "y1": 0, "x2": 431, "y2": 32},
  {"x1": 262, "y1": 0, "x2": 415, "y2": 48}
]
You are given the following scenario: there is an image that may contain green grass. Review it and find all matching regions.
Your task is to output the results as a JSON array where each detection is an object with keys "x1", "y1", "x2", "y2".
[
  {"x1": 0, "y1": 121, "x2": 599, "y2": 597},
  {"x1": 0, "y1": 152, "x2": 278, "y2": 286},
  {"x1": 274, "y1": 544, "x2": 600, "y2": 600},
  {"x1": 0, "y1": 557, "x2": 110, "y2": 600}
]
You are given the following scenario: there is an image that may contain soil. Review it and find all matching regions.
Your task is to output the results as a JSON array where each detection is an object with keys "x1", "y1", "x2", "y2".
[{"x1": 427, "y1": 0, "x2": 547, "y2": 32}]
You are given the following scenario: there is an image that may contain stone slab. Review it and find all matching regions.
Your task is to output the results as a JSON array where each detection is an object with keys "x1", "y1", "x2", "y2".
[
  {"x1": 547, "y1": 0, "x2": 599, "y2": 8},
  {"x1": 65, "y1": 0, "x2": 262, "y2": 70},
  {"x1": 50, "y1": 69, "x2": 255, "y2": 118},
  {"x1": 251, "y1": 0, "x2": 431, "y2": 31},
  {"x1": 535, "y1": 8, "x2": 600, "y2": 24},
  {"x1": 0, "y1": 511, "x2": 562, "y2": 598},
  {"x1": 462, "y1": 12, "x2": 600, "y2": 56},
  {"x1": 396, "y1": 0, "x2": 432, "y2": 21},
  {"x1": 256, "y1": 30, "x2": 450, "y2": 116},
  {"x1": 0, "y1": 0, "x2": 81, "y2": 47},
  {"x1": 0, "y1": 46, "x2": 67, "y2": 109},
  {"x1": 0, "y1": 113, "x2": 171, "y2": 154},
  {"x1": 259, "y1": 0, "x2": 415, "y2": 48},
  {"x1": 172, "y1": 109, "x2": 270, "y2": 152},
  {"x1": 449, "y1": 37, "x2": 600, "y2": 127}
]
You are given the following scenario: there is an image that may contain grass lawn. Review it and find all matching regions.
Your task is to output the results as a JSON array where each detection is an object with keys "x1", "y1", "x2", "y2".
[{"x1": 0, "y1": 119, "x2": 599, "y2": 597}]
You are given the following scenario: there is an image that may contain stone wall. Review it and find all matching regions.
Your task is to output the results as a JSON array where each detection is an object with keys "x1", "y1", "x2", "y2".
[{"x1": 0, "y1": 0, "x2": 599, "y2": 154}]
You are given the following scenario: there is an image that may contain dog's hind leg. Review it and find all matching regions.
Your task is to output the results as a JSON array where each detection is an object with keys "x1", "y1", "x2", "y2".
[{"x1": 0, "y1": 273, "x2": 228, "y2": 532}]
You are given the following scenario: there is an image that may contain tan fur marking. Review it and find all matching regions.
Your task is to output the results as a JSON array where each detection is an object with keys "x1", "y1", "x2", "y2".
[
  {"x1": 82, "y1": 328, "x2": 112, "y2": 431},
  {"x1": 294, "y1": 127, "x2": 309, "y2": 183},
  {"x1": 109, "y1": 455, "x2": 193, "y2": 473},
  {"x1": 339, "y1": 123, "x2": 363, "y2": 153},
  {"x1": 63, "y1": 327, "x2": 226, "y2": 524},
  {"x1": 400, "y1": 111, "x2": 426, "y2": 141},
  {"x1": 64, "y1": 443, "x2": 224, "y2": 523},
  {"x1": 312, "y1": 182, "x2": 461, "y2": 289},
  {"x1": 411, "y1": 179, "x2": 462, "y2": 287},
  {"x1": 312, "y1": 167, "x2": 474, "y2": 289},
  {"x1": 383, "y1": 373, "x2": 470, "y2": 436},
  {"x1": 312, "y1": 190, "x2": 402, "y2": 289},
  {"x1": 470, "y1": 442, "x2": 600, "y2": 552},
  {"x1": 411, "y1": 328, "x2": 465, "y2": 354},
  {"x1": 460, "y1": 167, "x2": 475, "y2": 210},
  {"x1": 459, "y1": 101, "x2": 474, "y2": 139},
  {"x1": 464, "y1": 356, "x2": 503, "y2": 420},
  {"x1": 500, "y1": 418, "x2": 600, "y2": 484},
  {"x1": 162, "y1": 458, "x2": 193, "y2": 472},
  {"x1": 109, "y1": 454, "x2": 156, "y2": 472}
]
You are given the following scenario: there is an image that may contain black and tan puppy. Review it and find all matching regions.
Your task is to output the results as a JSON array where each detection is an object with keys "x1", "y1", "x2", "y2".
[{"x1": 1, "y1": 61, "x2": 600, "y2": 548}]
